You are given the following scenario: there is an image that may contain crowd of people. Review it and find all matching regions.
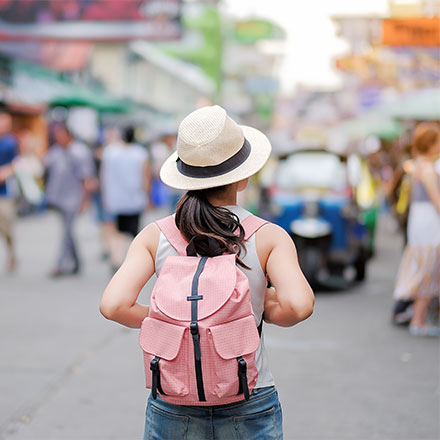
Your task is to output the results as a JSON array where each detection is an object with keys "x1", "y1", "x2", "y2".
[{"x1": 0, "y1": 110, "x2": 177, "y2": 277}]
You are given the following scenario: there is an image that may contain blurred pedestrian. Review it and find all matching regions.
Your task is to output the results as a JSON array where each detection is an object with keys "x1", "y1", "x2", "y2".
[
  {"x1": 386, "y1": 139, "x2": 412, "y2": 244},
  {"x1": 0, "y1": 111, "x2": 18, "y2": 272},
  {"x1": 100, "y1": 126, "x2": 150, "y2": 272},
  {"x1": 149, "y1": 130, "x2": 176, "y2": 209},
  {"x1": 92, "y1": 126, "x2": 118, "y2": 261},
  {"x1": 393, "y1": 122, "x2": 440, "y2": 336},
  {"x1": 44, "y1": 123, "x2": 96, "y2": 277},
  {"x1": 100, "y1": 105, "x2": 314, "y2": 439},
  {"x1": 14, "y1": 128, "x2": 44, "y2": 213},
  {"x1": 150, "y1": 130, "x2": 175, "y2": 181}
]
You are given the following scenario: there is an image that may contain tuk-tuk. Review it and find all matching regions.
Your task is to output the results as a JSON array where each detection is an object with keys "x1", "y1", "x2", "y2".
[{"x1": 262, "y1": 149, "x2": 375, "y2": 287}]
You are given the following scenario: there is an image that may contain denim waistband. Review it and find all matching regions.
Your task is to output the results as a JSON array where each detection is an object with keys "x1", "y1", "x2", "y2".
[{"x1": 149, "y1": 386, "x2": 277, "y2": 417}]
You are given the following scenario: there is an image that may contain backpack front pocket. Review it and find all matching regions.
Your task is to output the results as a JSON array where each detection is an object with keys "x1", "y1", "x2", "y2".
[
  {"x1": 139, "y1": 318, "x2": 189, "y2": 398},
  {"x1": 208, "y1": 315, "x2": 260, "y2": 399}
]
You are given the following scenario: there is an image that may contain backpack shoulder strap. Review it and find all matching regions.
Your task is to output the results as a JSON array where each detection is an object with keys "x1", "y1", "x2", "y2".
[
  {"x1": 155, "y1": 215, "x2": 188, "y2": 256},
  {"x1": 241, "y1": 214, "x2": 269, "y2": 241}
]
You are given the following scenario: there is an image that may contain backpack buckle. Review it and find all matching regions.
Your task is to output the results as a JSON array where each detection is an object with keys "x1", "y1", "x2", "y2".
[
  {"x1": 150, "y1": 357, "x2": 159, "y2": 371},
  {"x1": 237, "y1": 356, "x2": 250, "y2": 400},
  {"x1": 237, "y1": 356, "x2": 247, "y2": 373},
  {"x1": 190, "y1": 322, "x2": 199, "y2": 335}
]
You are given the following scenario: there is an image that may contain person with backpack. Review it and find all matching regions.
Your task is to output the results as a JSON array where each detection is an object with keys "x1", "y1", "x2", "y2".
[{"x1": 100, "y1": 105, "x2": 314, "y2": 439}]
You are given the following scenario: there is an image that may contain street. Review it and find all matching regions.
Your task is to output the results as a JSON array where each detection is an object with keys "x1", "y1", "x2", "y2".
[{"x1": 0, "y1": 209, "x2": 439, "y2": 440}]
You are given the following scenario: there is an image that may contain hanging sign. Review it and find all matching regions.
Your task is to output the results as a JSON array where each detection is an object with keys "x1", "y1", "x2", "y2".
[{"x1": 382, "y1": 18, "x2": 440, "y2": 47}]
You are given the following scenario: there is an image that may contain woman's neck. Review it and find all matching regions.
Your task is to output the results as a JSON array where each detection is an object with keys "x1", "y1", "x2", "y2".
[{"x1": 207, "y1": 183, "x2": 238, "y2": 206}]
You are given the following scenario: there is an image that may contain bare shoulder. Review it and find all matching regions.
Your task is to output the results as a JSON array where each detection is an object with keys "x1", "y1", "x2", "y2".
[
  {"x1": 419, "y1": 161, "x2": 438, "y2": 181},
  {"x1": 257, "y1": 222, "x2": 293, "y2": 245},
  {"x1": 255, "y1": 222, "x2": 296, "y2": 273},
  {"x1": 135, "y1": 222, "x2": 161, "y2": 258}
]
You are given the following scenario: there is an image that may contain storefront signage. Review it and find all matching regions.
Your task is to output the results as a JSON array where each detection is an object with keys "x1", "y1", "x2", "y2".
[
  {"x1": 382, "y1": 18, "x2": 440, "y2": 47},
  {"x1": 0, "y1": 0, "x2": 182, "y2": 41}
]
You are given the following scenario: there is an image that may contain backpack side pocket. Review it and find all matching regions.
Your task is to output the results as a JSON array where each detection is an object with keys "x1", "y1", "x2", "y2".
[
  {"x1": 140, "y1": 318, "x2": 189, "y2": 398},
  {"x1": 207, "y1": 315, "x2": 260, "y2": 399}
]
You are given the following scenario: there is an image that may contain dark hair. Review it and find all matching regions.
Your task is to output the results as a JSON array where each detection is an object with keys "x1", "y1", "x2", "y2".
[
  {"x1": 175, "y1": 187, "x2": 249, "y2": 269},
  {"x1": 123, "y1": 126, "x2": 135, "y2": 143}
]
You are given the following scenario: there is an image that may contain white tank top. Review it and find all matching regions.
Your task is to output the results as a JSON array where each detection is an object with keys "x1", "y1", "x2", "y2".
[{"x1": 154, "y1": 205, "x2": 275, "y2": 389}]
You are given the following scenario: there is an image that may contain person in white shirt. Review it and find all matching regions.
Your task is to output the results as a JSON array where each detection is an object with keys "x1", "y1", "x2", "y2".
[{"x1": 101, "y1": 126, "x2": 151, "y2": 271}]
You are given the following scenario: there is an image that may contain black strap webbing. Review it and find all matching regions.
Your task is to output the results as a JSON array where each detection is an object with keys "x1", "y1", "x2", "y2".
[
  {"x1": 150, "y1": 356, "x2": 166, "y2": 400},
  {"x1": 193, "y1": 334, "x2": 205, "y2": 402},
  {"x1": 237, "y1": 356, "x2": 250, "y2": 401},
  {"x1": 188, "y1": 257, "x2": 208, "y2": 402}
]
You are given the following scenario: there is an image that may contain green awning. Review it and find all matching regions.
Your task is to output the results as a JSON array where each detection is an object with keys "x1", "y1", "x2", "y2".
[
  {"x1": 388, "y1": 88, "x2": 440, "y2": 121},
  {"x1": 332, "y1": 114, "x2": 404, "y2": 140},
  {"x1": 50, "y1": 88, "x2": 132, "y2": 114},
  {"x1": 12, "y1": 59, "x2": 132, "y2": 114}
]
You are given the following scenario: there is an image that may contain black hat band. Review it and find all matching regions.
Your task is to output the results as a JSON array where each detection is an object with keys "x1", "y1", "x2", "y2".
[{"x1": 176, "y1": 138, "x2": 251, "y2": 179}]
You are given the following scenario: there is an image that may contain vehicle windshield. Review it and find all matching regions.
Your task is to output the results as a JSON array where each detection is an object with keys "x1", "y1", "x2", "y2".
[{"x1": 275, "y1": 152, "x2": 347, "y2": 191}]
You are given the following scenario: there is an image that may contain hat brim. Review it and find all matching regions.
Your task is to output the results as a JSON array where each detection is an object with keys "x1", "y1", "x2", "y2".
[{"x1": 159, "y1": 125, "x2": 272, "y2": 191}]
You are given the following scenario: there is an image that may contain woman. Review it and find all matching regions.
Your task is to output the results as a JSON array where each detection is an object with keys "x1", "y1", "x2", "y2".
[
  {"x1": 393, "y1": 122, "x2": 440, "y2": 336},
  {"x1": 100, "y1": 105, "x2": 314, "y2": 439}
]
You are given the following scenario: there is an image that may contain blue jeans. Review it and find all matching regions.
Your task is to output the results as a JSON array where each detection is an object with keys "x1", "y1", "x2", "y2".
[
  {"x1": 57, "y1": 208, "x2": 79, "y2": 272},
  {"x1": 143, "y1": 386, "x2": 283, "y2": 440}
]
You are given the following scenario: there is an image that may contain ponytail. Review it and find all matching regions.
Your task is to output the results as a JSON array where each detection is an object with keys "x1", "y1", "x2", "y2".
[{"x1": 175, "y1": 188, "x2": 249, "y2": 269}]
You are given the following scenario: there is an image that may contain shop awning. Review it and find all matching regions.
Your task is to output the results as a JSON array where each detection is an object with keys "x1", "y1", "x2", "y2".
[
  {"x1": 332, "y1": 115, "x2": 403, "y2": 140},
  {"x1": 387, "y1": 88, "x2": 440, "y2": 121},
  {"x1": 11, "y1": 59, "x2": 132, "y2": 114},
  {"x1": 50, "y1": 88, "x2": 132, "y2": 114}
]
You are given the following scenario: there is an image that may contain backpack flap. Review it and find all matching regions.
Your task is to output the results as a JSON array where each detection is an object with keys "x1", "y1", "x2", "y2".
[
  {"x1": 153, "y1": 254, "x2": 238, "y2": 321},
  {"x1": 209, "y1": 315, "x2": 260, "y2": 360},
  {"x1": 139, "y1": 318, "x2": 186, "y2": 360}
]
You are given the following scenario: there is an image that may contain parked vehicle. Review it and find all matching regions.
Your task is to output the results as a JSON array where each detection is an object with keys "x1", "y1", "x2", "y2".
[{"x1": 262, "y1": 149, "x2": 372, "y2": 287}]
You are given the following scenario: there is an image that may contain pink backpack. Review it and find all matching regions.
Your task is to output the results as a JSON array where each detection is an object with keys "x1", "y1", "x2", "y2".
[{"x1": 139, "y1": 214, "x2": 267, "y2": 406}]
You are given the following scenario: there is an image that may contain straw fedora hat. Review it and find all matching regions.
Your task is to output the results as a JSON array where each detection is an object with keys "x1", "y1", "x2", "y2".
[{"x1": 160, "y1": 105, "x2": 272, "y2": 190}]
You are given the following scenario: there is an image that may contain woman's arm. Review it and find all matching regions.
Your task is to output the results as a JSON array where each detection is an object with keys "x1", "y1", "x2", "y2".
[
  {"x1": 419, "y1": 162, "x2": 440, "y2": 213},
  {"x1": 258, "y1": 224, "x2": 315, "y2": 327},
  {"x1": 99, "y1": 222, "x2": 160, "y2": 328}
]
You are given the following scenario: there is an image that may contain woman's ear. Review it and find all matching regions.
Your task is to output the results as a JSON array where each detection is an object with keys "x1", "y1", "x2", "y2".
[{"x1": 237, "y1": 178, "x2": 249, "y2": 192}]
